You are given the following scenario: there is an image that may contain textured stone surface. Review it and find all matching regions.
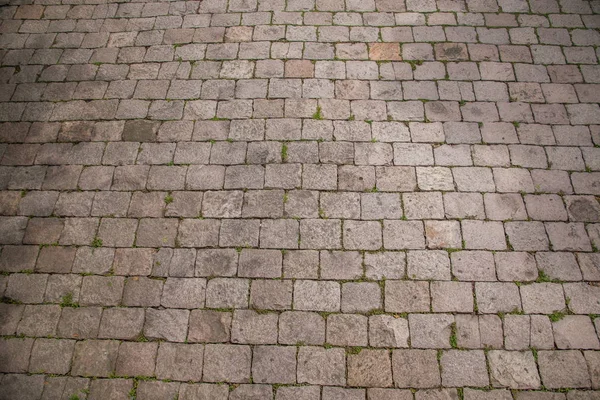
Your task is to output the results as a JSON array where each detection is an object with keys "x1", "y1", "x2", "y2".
[{"x1": 1, "y1": 0, "x2": 598, "y2": 394}]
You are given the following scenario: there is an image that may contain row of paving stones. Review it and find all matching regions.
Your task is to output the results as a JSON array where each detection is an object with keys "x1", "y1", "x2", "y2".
[
  {"x1": 3, "y1": 120, "x2": 600, "y2": 146},
  {"x1": 4, "y1": 188, "x2": 600, "y2": 220},
  {"x1": 2, "y1": 293, "x2": 600, "y2": 346},
  {"x1": 0, "y1": 306, "x2": 589, "y2": 351},
  {"x1": 2, "y1": 162, "x2": 599, "y2": 192},
  {"x1": 2, "y1": 71, "x2": 600, "y2": 102},
  {"x1": 4, "y1": 140, "x2": 600, "y2": 168},
  {"x1": 2, "y1": 271, "x2": 600, "y2": 312},
  {"x1": 2, "y1": 25, "x2": 600, "y2": 49},
  {"x1": 3, "y1": 244, "x2": 600, "y2": 280},
  {"x1": 0, "y1": 166, "x2": 599, "y2": 196},
  {"x1": 1, "y1": 337, "x2": 599, "y2": 388},
  {"x1": 3, "y1": 83, "x2": 600, "y2": 116},
  {"x1": 2, "y1": 120, "x2": 599, "y2": 148},
  {"x1": 1, "y1": 377, "x2": 599, "y2": 400},
  {"x1": 0, "y1": 166, "x2": 598, "y2": 195},
  {"x1": 0, "y1": 26, "x2": 598, "y2": 52},
  {"x1": 1, "y1": 292, "x2": 600, "y2": 342},
  {"x1": 1, "y1": 214, "x2": 598, "y2": 250},
  {"x1": 3, "y1": 100, "x2": 599, "y2": 126},
  {"x1": 5, "y1": 80, "x2": 600, "y2": 106},
  {"x1": 3, "y1": 0, "x2": 598, "y2": 16},
  {"x1": 1, "y1": 11, "x2": 598, "y2": 31},
  {"x1": 3, "y1": 60, "x2": 600, "y2": 88}
]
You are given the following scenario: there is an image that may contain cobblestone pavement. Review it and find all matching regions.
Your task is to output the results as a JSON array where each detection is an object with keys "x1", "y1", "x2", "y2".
[{"x1": 1, "y1": 0, "x2": 600, "y2": 398}]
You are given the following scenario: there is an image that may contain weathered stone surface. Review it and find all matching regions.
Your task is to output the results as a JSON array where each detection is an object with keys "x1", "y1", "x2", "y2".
[
  {"x1": 487, "y1": 350, "x2": 541, "y2": 389},
  {"x1": 155, "y1": 342, "x2": 204, "y2": 381},
  {"x1": 441, "y1": 350, "x2": 489, "y2": 387},
  {"x1": 538, "y1": 350, "x2": 591, "y2": 389},
  {"x1": 347, "y1": 349, "x2": 393, "y2": 387},
  {"x1": 2, "y1": 0, "x2": 599, "y2": 394},
  {"x1": 203, "y1": 344, "x2": 252, "y2": 383},
  {"x1": 392, "y1": 349, "x2": 441, "y2": 388},
  {"x1": 297, "y1": 346, "x2": 346, "y2": 386}
]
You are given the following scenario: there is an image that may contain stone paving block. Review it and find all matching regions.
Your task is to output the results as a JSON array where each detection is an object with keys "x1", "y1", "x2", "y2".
[
  {"x1": 80, "y1": 276, "x2": 123, "y2": 306},
  {"x1": 252, "y1": 345, "x2": 296, "y2": 384},
  {"x1": 178, "y1": 219, "x2": 220, "y2": 248},
  {"x1": 363, "y1": 251, "x2": 404, "y2": 280},
  {"x1": 249, "y1": 279, "x2": 292, "y2": 310},
  {"x1": 326, "y1": 313, "x2": 368, "y2": 346},
  {"x1": 451, "y1": 251, "x2": 496, "y2": 281},
  {"x1": 136, "y1": 381, "x2": 181, "y2": 400},
  {"x1": 178, "y1": 384, "x2": 228, "y2": 400},
  {"x1": 484, "y1": 193, "x2": 527, "y2": 221},
  {"x1": 553, "y1": 315, "x2": 600, "y2": 350},
  {"x1": 136, "y1": 218, "x2": 179, "y2": 247},
  {"x1": 98, "y1": 308, "x2": 145, "y2": 341},
  {"x1": 299, "y1": 219, "x2": 341, "y2": 249},
  {"x1": 425, "y1": 221, "x2": 462, "y2": 249},
  {"x1": 283, "y1": 249, "x2": 318, "y2": 279},
  {"x1": 0, "y1": 375, "x2": 46, "y2": 400},
  {"x1": 431, "y1": 281, "x2": 473, "y2": 313},
  {"x1": 155, "y1": 342, "x2": 204, "y2": 382},
  {"x1": 16, "y1": 304, "x2": 60, "y2": 337},
  {"x1": 71, "y1": 340, "x2": 119, "y2": 378},
  {"x1": 409, "y1": 314, "x2": 454, "y2": 349},
  {"x1": 205, "y1": 278, "x2": 249, "y2": 309},
  {"x1": 0, "y1": 338, "x2": 34, "y2": 373},
  {"x1": 161, "y1": 277, "x2": 206, "y2": 308},
  {"x1": 122, "y1": 277, "x2": 163, "y2": 307},
  {"x1": 385, "y1": 280, "x2": 430, "y2": 313},
  {"x1": 320, "y1": 250, "x2": 362, "y2": 280},
  {"x1": 5, "y1": 273, "x2": 48, "y2": 303},
  {"x1": 275, "y1": 386, "x2": 320, "y2": 400},
  {"x1": 112, "y1": 248, "x2": 154, "y2": 276},
  {"x1": 475, "y1": 282, "x2": 521, "y2": 313},
  {"x1": 343, "y1": 220, "x2": 382, "y2": 250},
  {"x1": 520, "y1": 283, "x2": 565, "y2": 314},
  {"x1": 144, "y1": 308, "x2": 189, "y2": 343},
  {"x1": 407, "y1": 250, "x2": 451, "y2": 281},
  {"x1": 504, "y1": 315, "x2": 529, "y2": 351},
  {"x1": 57, "y1": 307, "x2": 102, "y2": 339},
  {"x1": 505, "y1": 221, "x2": 550, "y2": 251},
  {"x1": 202, "y1": 344, "x2": 252, "y2": 383},
  {"x1": 115, "y1": 341, "x2": 158, "y2": 377},
  {"x1": 29, "y1": 338, "x2": 75, "y2": 375},
  {"x1": 279, "y1": 311, "x2": 325, "y2": 345},
  {"x1": 383, "y1": 221, "x2": 425, "y2": 250},
  {"x1": 341, "y1": 281, "x2": 381, "y2": 313},
  {"x1": 538, "y1": 350, "x2": 591, "y2": 389},
  {"x1": 228, "y1": 385, "x2": 273, "y2": 400},
  {"x1": 531, "y1": 315, "x2": 555, "y2": 350},
  {"x1": 487, "y1": 350, "x2": 541, "y2": 389},
  {"x1": 444, "y1": 192, "x2": 485, "y2": 219},
  {"x1": 577, "y1": 253, "x2": 600, "y2": 282},
  {"x1": 188, "y1": 310, "x2": 231, "y2": 343},
  {"x1": 546, "y1": 222, "x2": 592, "y2": 252},
  {"x1": 0, "y1": 304, "x2": 24, "y2": 336},
  {"x1": 369, "y1": 313, "x2": 410, "y2": 348},
  {"x1": 585, "y1": 350, "x2": 600, "y2": 390},
  {"x1": 297, "y1": 346, "x2": 345, "y2": 386},
  {"x1": 231, "y1": 309, "x2": 278, "y2": 344},
  {"x1": 348, "y1": 349, "x2": 393, "y2": 387},
  {"x1": 536, "y1": 252, "x2": 582, "y2": 282},
  {"x1": 392, "y1": 349, "x2": 440, "y2": 388},
  {"x1": 441, "y1": 350, "x2": 489, "y2": 387}
]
